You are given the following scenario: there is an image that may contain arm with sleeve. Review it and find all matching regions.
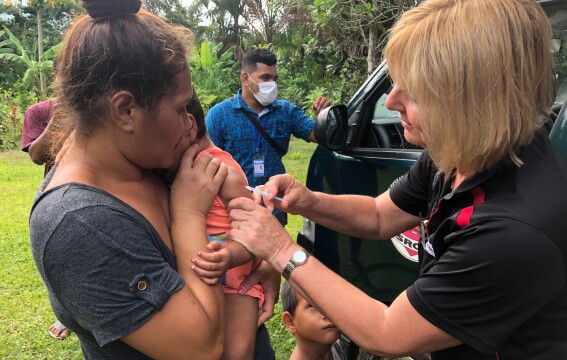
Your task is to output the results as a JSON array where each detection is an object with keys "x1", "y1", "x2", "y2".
[
  {"x1": 22, "y1": 99, "x2": 54, "y2": 152},
  {"x1": 206, "y1": 104, "x2": 226, "y2": 149},
  {"x1": 30, "y1": 185, "x2": 184, "y2": 352},
  {"x1": 287, "y1": 101, "x2": 316, "y2": 141}
]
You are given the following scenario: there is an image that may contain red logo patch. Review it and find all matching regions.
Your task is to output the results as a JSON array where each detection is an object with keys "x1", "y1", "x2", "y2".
[{"x1": 390, "y1": 226, "x2": 420, "y2": 262}]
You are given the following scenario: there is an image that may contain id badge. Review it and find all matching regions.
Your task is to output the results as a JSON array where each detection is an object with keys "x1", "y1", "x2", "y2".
[{"x1": 253, "y1": 154, "x2": 265, "y2": 177}]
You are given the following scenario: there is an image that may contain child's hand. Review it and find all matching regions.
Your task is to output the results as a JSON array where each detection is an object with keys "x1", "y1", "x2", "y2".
[{"x1": 191, "y1": 241, "x2": 232, "y2": 285}]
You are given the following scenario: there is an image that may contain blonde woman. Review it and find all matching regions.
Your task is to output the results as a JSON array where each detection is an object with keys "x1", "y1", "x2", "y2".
[{"x1": 229, "y1": 0, "x2": 567, "y2": 359}]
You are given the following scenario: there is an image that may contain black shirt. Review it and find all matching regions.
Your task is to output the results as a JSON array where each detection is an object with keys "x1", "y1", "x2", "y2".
[{"x1": 390, "y1": 131, "x2": 567, "y2": 359}]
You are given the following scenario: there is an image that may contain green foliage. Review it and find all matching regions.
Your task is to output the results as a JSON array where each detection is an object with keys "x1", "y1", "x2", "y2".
[
  {"x1": 202, "y1": 0, "x2": 245, "y2": 41},
  {"x1": 200, "y1": 41, "x2": 212, "y2": 68},
  {"x1": 278, "y1": 36, "x2": 368, "y2": 114},
  {"x1": 0, "y1": 85, "x2": 41, "y2": 151},
  {"x1": 288, "y1": 151, "x2": 304, "y2": 160},
  {"x1": 0, "y1": 0, "x2": 81, "y2": 90},
  {"x1": 0, "y1": 26, "x2": 60, "y2": 91},
  {"x1": 143, "y1": 0, "x2": 195, "y2": 28},
  {"x1": 0, "y1": 0, "x2": 407, "y2": 118},
  {"x1": 190, "y1": 41, "x2": 240, "y2": 111}
]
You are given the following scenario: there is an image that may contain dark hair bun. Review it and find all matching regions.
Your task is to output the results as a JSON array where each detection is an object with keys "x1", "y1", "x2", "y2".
[{"x1": 82, "y1": 0, "x2": 141, "y2": 20}]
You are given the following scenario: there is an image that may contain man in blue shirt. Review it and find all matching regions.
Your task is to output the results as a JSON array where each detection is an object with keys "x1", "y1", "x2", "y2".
[{"x1": 206, "y1": 49, "x2": 331, "y2": 225}]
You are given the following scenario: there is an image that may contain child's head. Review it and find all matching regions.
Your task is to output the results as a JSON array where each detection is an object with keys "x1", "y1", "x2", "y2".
[
  {"x1": 163, "y1": 87, "x2": 206, "y2": 178},
  {"x1": 281, "y1": 281, "x2": 341, "y2": 345},
  {"x1": 186, "y1": 88, "x2": 207, "y2": 139}
]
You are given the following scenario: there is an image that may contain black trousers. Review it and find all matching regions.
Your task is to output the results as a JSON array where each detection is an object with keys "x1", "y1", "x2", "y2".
[{"x1": 255, "y1": 324, "x2": 275, "y2": 360}]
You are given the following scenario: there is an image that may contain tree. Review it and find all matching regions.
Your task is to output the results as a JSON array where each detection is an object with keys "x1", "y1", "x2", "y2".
[
  {"x1": 311, "y1": 0, "x2": 419, "y2": 74},
  {"x1": 26, "y1": 0, "x2": 66, "y2": 95},
  {"x1": 197, "y1": 0, "x2": 247, "y2": 58},
  {"x1": 0, "y1": 26, "x2": 60, "y2": 91},
  {"x1": 243, "y1": 0, "x2": 285, "y2": 45},
  {"x1": 143, "y1": 0, "x2": 196, "y2": 28},
  {"x1": 190, "y1": 41, "x2": 239, "y2": 109},
  {"x1": 0, "y1": 0, "x2": 80, "y2": 95}
]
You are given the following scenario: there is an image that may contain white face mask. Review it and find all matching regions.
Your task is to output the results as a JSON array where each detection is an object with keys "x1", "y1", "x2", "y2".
[{"x1": 247, "y1": 73, "x2": 277, "y2": 106}]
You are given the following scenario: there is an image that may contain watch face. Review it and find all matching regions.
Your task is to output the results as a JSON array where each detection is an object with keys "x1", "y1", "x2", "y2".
[{"x1": 292, "y1": 250, "x2": 307, "y2": 263}]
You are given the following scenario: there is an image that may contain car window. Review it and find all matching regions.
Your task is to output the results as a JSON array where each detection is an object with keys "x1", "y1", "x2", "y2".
[
  {"x1": 372, "y1": 91, "x2": 398, "y2": 125},
  {"x1": 550, "y1": 7, "x2": 567, "y2": 105}
]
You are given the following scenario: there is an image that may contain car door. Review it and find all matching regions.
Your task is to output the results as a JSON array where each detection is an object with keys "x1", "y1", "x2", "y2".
[{"x1": 299, "y1": 63, "x2": 423, "y2": 304}]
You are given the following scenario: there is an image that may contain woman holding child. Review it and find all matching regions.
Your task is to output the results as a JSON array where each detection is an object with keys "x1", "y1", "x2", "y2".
[{"x1": 29, "y1": 0, "x2": 240, "y2": 358}]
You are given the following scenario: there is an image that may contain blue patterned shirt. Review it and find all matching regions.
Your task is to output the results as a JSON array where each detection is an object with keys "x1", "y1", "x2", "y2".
[{"x1": 206, "y1": 90, "x2": 315, "y2": 187}]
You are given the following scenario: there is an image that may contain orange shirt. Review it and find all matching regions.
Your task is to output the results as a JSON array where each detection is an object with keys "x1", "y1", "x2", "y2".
[{"x1": 197, "y1": 147, "x2": 247, "y2": 235}]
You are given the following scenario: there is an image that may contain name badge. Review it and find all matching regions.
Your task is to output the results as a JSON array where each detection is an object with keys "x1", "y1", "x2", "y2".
[{"x1": 253, "y1": 155, "x2": 265, "y2": 177}]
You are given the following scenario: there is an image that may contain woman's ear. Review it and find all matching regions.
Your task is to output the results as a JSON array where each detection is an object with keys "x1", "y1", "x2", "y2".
[{"x1": 109, "y1": 91, "x2": 138, "y2": 133}]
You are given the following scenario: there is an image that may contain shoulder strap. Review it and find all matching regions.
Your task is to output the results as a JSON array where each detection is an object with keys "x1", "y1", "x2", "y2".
[
  {"x1": 242, "y1": 111, "x2": 285, "y2": 157},
  {"x1": 231, "y1": 96, "x2": 285, "y2": 156}
]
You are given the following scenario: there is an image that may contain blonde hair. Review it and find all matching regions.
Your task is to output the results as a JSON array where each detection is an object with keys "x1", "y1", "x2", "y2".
[{"x1": 384, "y1": 0, "x2": 555, "y2": 176}]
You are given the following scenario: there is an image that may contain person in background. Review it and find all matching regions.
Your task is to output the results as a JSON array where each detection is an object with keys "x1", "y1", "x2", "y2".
[
  {"x1": 21, "y1": 60, "x2": 70, "y2": 340},
  {"x1": 29, "y1": 0, "x2": 228, "y2": 358},
  {"x1": 21, "y1": 61, "x2": 57, "y2": 177},
  {"x1": 205, "y1": 49, "x2": 332, "y2": 226},
  {"x1": 280, "y1": 280, "x2": 344, "y2": 360},
  {"x1": 280, "y1": 281, "x2": 377, "y2": 360},
  {"x1": 229, "y1": 0, "x2": 567, "y2": 359}
]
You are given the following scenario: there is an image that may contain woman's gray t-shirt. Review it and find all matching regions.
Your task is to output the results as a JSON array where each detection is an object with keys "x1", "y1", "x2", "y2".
[{"x1": 30, "y1": 183, "x2": 184, "y2": 359}]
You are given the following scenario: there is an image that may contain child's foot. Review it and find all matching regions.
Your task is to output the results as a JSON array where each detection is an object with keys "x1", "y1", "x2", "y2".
[{"x1": 49, "y1": 320, "x2": 71, "y2": 340}]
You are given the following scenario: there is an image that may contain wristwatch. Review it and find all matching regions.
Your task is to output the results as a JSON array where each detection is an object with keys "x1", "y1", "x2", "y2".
[{"x1": 282, "y1": 249, "x2": 310, "y2": 280}]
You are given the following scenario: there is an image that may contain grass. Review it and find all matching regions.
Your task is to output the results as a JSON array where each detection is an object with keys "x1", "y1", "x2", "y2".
[
  {"x1": 266, "y1": 138, "x2": 318, "y2": 359},
  {"x1": 0, "y1": 137, "x2": 317, "y2": 359},
  {"x1": 0, "y1": 150, "x2": 83, "y2": 359}
]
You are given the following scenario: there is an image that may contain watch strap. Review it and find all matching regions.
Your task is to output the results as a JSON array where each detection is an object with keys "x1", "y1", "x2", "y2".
[{"x1": 282, "y1": 262, "x2": 295, "y2": 280}]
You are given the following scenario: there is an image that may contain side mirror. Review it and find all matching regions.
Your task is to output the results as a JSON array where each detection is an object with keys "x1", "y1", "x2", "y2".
[{"x1": 314, "y1": 105, "x2": 348, "y2": 151}]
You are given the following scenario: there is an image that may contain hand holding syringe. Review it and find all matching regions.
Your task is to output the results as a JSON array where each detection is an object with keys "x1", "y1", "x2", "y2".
[{"x1": 244, "y1": 185, "x2": 283, "y2": 201}]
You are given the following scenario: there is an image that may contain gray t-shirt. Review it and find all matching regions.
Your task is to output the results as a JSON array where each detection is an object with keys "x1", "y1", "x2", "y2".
[{"x1": 30, "y1": 183, "x2": 184, "y2": 359}]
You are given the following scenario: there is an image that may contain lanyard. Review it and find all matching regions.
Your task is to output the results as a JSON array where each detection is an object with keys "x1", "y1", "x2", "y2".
[
  {"x1": 250, "y1": 119, "x2": 263, "y2": 151},
  {"x1": 246, "y1": 109, "x2": 269, "y2": 151}
]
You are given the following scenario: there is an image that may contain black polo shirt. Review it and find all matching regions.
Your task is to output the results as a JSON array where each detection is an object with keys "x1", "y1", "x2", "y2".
[{"x1": 390, "y1": 130, "x2": 567, "y2": 359}]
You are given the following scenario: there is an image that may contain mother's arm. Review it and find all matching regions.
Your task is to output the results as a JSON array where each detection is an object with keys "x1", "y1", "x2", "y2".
[{"x1": 122, "y1": 145, "x2": 228, "y2": 359}]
